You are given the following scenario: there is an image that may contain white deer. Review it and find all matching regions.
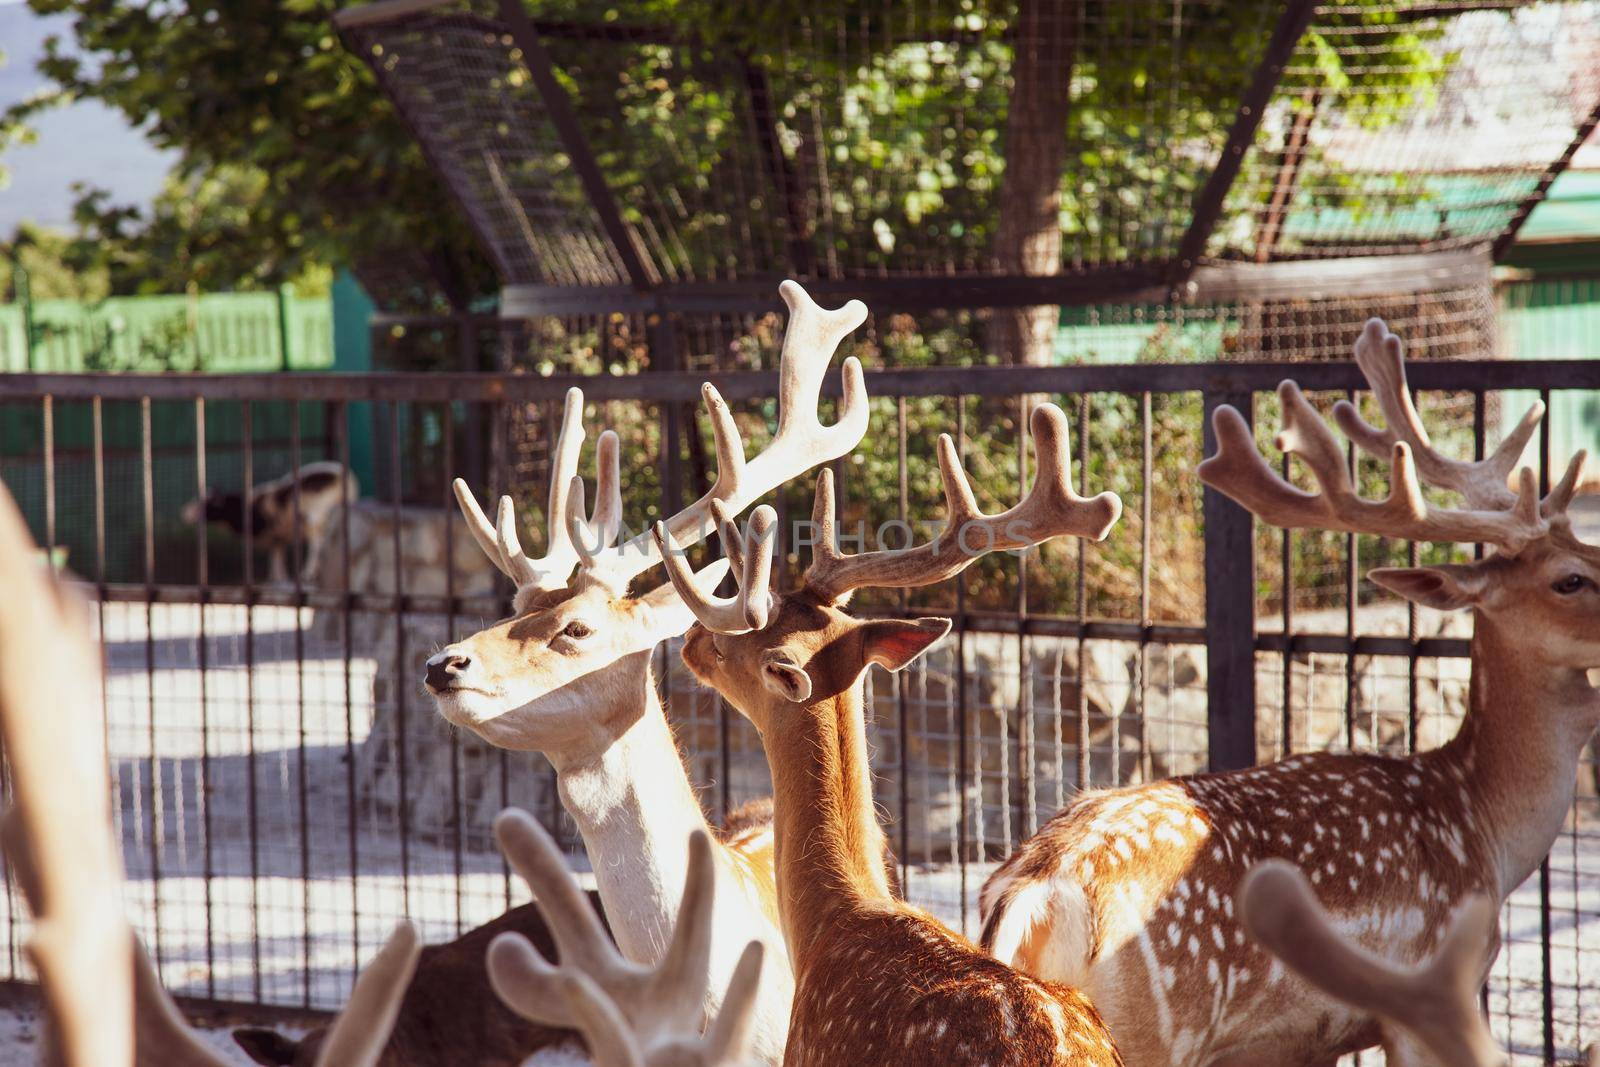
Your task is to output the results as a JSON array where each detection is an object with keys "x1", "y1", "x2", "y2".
[
  {"x1": 978, "y1": 318, "x2": 1600, "y2": 1066},
  {"x1": 422, "y1": 280, "x2": 869, "y2": 1063},
  {"x1": 0, "y1": 480, "x2": 418, "y2": 1067}
]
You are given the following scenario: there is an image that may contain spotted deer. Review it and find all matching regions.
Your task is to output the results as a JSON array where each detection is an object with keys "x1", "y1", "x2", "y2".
[
  {"x1": 488, "y1": 808, "x2": 763, "y2": 1067},
  {"x1": 421, "y1": 280, "x2": 869, "y2": 1063},
  {"x1": 1240, "y1": 860, "x2": 1600, "y2": 1067},
  {"x1": 0, "y1": 481, "x2": 418, "y2": 1067},
  {"x1": 978, "y1": 318, "x2": 1600, "y2": 1066},
  {"x1": 654, "y1": 402, "x2": 1131, "y2": 1066}
]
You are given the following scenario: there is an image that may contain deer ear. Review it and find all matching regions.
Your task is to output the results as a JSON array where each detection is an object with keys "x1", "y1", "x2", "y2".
[
  {"x1": 861, "y1": 617, "x2": 951, "y2": 672},
  {"x1": 760, "y1": 652, "x2": 813, "y2": 703},
  {"x1": 1369, "y1": 565, "x2": 1489, "y2": 611}
]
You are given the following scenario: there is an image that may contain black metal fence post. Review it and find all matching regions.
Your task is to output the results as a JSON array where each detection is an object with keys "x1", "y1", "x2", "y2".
[{"x1": 1202, "y1": 389, "x2": 1257, "y2": 772}]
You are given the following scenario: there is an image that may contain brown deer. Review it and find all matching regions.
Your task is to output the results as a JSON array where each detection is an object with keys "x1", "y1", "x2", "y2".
[
  {"x1": 421, "y1": 280, "x2": 869, "y2": 1063},
  {"x1": 653, "y1": 402, "x2": 1131, "y2": 1066},
  {"x1": 487, "y1": 808, "x2": 763, "y2": 1067},
  {"x1": 230, "y1": 895, "x2": 606, "y2": 1066},
  {"x1": 1239, "y1": 860, "x2": 1600, "y2": 1067},
  {"x1": 978, "y1": 318, "x2": 1600, "y2": 1066},
  {"x1": 0, "y1": 480, "x2": 418, "y2": 1067}
]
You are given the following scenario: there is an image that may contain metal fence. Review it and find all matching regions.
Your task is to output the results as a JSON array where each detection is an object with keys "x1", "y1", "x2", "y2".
[{"x1": 0, "y1": 359, "x2": 1596, "y2": 1063}]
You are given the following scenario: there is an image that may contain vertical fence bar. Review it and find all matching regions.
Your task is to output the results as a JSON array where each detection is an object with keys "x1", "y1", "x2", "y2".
[
  {"x1": 242, "y1": 399, "x2": 262, "y2": 1002},
  {"x1": 41, "y1": 395, "x2": 54, "y2": 551},
  {"x1": 955, "y1": 396, "x2": 970, "y2": 932},
  {"x1": 194, "y1": 397, "x2": 216, "y2": 998},
  {"x1": 390, "y1": 402, "x2": 412, "y2": 918},
  {"x1": 1017, "y1": 394, "x2": 1034, "y2": 836},
  {"x1": 140, "y1": 395, "x2": 165, "y2": 980},
  {"x1": 1202, "y1": 389, "x2": 1256, "y2": 771},
  {"x1": 337, "y1": 399, "x2": 361, "y2": 985},
  {"x1": 1138, "y1": 392, "x2": 1152, "y2": 778},
  {"x1": 444, "y1": 400, "x2": 465, "y2": 932},
  {"x1": 1345, "y1": 389, "x2": 1359, "y2": 755},
  {"x1": 92, "y1": 397, "x2": 111, "y2": 853},
  {"x1": 1076, "y1": 397, "x2": 1091, "y2": 791},
  {"x1": 1280, "y1": 447, "x2": 1294, "y2": 759},
  {"x1": 895, "y1": 396, "x2": 911, "y2": 891},
  {"x1": 290, "y1": 403, "x2": 313, "y2": 1007},
  {"x1": 1539, "y1": 387, "x2": 1556, "y2": 1065}
]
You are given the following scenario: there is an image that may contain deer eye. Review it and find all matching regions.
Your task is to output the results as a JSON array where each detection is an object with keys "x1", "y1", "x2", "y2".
[
  {"x1": 560, "y1": 620, "x2": 593, "y2": 640},
  {"x1": 1553, "y1": 574, "x2": 1590, "y2": 595}
]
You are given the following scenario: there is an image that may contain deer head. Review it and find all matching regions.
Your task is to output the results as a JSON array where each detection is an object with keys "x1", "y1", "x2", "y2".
[
  {"x1": 424, "y1": 281, "x2": 868, "y2": 751},
  {"x1": 654, "y1": 401, "x2": 1123, "y2": 735},
  {"x1": 1198, "y1": 317, "x2": 1600, "y2": 673},
  {"x1": 0, "y1": 483, "x2": 419, "y2": 1067},
  {"x1": 487, "y1": 809, "x2": 762, "y2": 1067}
]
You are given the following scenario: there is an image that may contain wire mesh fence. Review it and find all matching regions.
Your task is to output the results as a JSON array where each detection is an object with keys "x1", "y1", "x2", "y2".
[{"x1": 0, "y1": 357, "x2": 1596, "y2": 1061}]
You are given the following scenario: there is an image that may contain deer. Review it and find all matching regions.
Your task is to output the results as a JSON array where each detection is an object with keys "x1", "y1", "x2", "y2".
[
  {"x1": 487, "y1": 808, "x2": 763, "y2": 1067},
  {"x1": 420, "y1": 280, "x2": 870, "y2": 1064},
  {"x1": 976, "y1": 317, "x2": 1600, "y2": 1066},
  {"x1": 1238, "y1": 860, "x2": 1600, "y2": 1067},
  {"x1": 652, "y1": 401, "x2": 1133, "y2": 1065},
  {"x1": 230, "y1": 893, "x2": 607, "y2": 1066},
  {"x1": 0, "y1": 479, "x2": 418, "y2": 1067}
]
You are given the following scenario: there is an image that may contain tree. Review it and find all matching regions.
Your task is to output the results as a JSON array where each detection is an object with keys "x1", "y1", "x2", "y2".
[
  {"x1": 1, "y1": 221, "x2": 108, "y2": 303},
  {"x1": 2, "y1": 0, "x2": 493, "y2": 309}
]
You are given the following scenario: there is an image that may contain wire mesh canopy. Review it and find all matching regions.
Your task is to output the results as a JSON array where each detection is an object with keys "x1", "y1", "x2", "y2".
[{"x1": 336, "y1": 0, "x2": 1600, "y2": 348}]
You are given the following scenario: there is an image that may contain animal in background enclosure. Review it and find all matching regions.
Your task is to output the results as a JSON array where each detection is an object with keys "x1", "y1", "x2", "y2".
[
  {"x1": 978, "y1": 318, "x2": 1600, "y2": 1067},
  {"x1": 654, "y1": 401, "x2": 1127, "y2": 1066},
  {"x1": 0, "y1": 479, "x2": 419, "y2": 1067},
  {"x1": 232, "y1": 893, "x2": 607, "y2": 1066},
  {"x1": 184, "y1": 460, "x2": 357, "y2": 584},
  {"x1": 420, "y1": 280, "x2": 870, "y2": 1064},
  {"x1": 1238, "y1": 861, "x2": 1600, "y2": 1067},
  {"x1": 488, "y1": 810, "x2": 763, "y2": 1067}
]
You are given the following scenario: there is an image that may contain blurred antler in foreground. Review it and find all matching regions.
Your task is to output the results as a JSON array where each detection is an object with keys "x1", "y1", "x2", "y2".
[{"x1": 0, "y1": 483, "x2": 419, "y2": 1067}]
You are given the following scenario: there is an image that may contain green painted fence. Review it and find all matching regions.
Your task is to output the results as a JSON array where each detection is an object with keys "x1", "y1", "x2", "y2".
[
  {"x1": 1500, "y1": 275, "x2": 1600, "y2": 476},
  {"x1": 0, "y1": 285, "x2": 334, "y2": 372}
]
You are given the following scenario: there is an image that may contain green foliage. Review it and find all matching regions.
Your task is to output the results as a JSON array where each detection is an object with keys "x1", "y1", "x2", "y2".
[
  {"x1": 1, "y1": 222, "x2": 109, "y2": 302},
  {"x1": 3, "y1": 0, "x2": 492, "y2": 305}
]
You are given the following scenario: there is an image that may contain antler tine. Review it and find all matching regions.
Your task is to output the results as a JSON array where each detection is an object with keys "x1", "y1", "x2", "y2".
[
  {"x1": 566, "y1": 429, "x2": 625, "y2": 564},
  {"x1": 0, "y1": 482, "x2": 133, "y2": 1066},
  {"x1": 803, "y1": 403, "x2": 1123, "y2": 604},
  {"x1": 1239, "y1": 860, "x2": 1502, "y2": 1067},
  {"x1": 1331, "y1": 317, "x2": 1541, "y2": 512},
  {"x1": 310, "y1": 922, "x2": 421, "y2": 1067},
  {"x1": 452, "y1": 386, "x2": 601, "y2": 593},
  {"x1": 488, "y1": 810, "x2": 760, "y2": 1066},
  {"x1": 582, "y1": 280, "x2": 869, "y2": 590},
  {"x1": 651, "y1": 502, "x2": 777, "y2": 634},
  {"x1": 1199, "y1": 379, "x2": 1548, "y2": 554}
]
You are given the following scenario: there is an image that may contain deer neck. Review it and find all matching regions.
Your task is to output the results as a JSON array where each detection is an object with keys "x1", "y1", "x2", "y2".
[
  {"x1": 1443, "y1": 616, "x2": 1600, "y2": 896},
  {"x1": 545, "y1": 650, "x2": 716, "y2": 965},
  {"x1": 763, "y1": 681, "x2": 896, "y2": 974}
]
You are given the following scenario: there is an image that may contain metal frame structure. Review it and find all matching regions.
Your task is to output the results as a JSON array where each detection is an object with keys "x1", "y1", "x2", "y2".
[
  {"x1": 0, "y1": 358, "x2": 1595, "y2": 1061},
  {"x1": 332, "y1": 0, "x2": 1599, "y2": 318}
]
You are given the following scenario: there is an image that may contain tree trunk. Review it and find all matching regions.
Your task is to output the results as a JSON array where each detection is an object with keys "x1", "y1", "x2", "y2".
[{"x1": 988, "y1": 0, "x2": 1079, "y2": 366}]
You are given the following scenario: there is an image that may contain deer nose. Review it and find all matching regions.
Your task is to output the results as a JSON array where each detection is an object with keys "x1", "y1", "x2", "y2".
[{"x1": 425, "y1": 651, "x2": 472, "y2": 691}]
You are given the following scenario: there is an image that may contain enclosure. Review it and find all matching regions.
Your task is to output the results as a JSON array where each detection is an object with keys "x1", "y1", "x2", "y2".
[{"x1": 0, "y1": 345, "x2": 1595, "y2": 1063}]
